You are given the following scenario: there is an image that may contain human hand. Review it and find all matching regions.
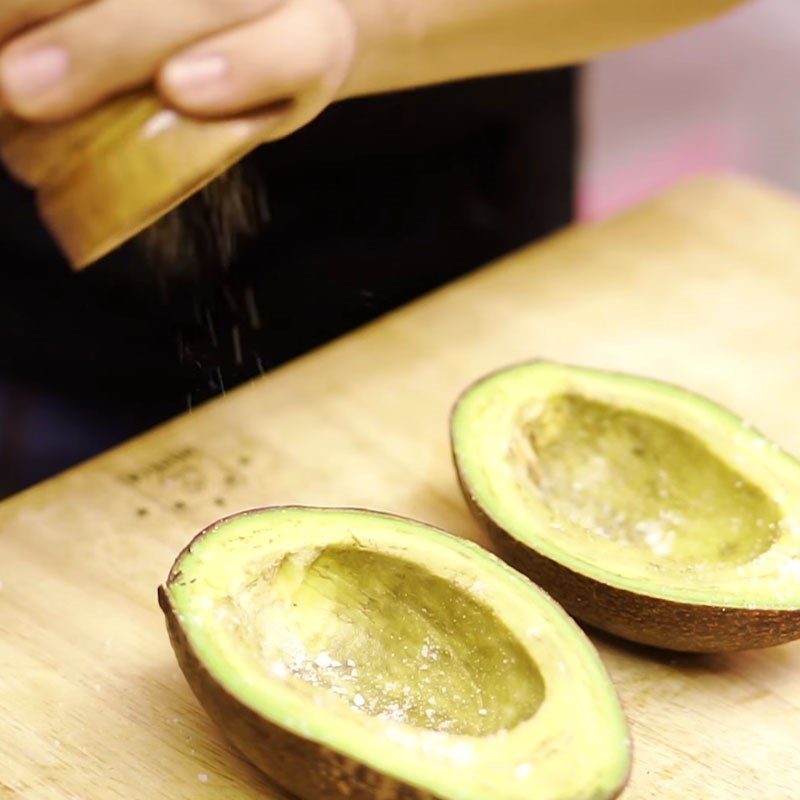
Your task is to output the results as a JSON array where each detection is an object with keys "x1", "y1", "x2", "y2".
[{"x1": 0, "y1": 0, "x2": 360, "y2": 138}]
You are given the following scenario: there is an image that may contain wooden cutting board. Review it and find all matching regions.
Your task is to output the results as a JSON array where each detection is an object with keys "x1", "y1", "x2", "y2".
[{"x1": 2, "y1": 175, "x2": 799, "y2": 800}]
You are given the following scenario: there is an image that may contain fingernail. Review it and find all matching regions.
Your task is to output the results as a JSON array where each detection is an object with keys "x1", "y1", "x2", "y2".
[
  {"x1": 163, "y1": 54, "x2": 228, "y2": 91},
  {"x1": 2, "y1": 46, "x2": 70, "y2": 97}
]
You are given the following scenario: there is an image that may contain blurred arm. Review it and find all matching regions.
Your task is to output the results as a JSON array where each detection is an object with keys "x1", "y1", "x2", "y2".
[{"x1": 343, "y1": 0, "x2": 746, "y2": 97}]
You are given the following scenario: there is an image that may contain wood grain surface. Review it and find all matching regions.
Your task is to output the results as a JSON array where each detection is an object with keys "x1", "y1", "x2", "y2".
[{"x1": 1, "y1": 175, "x2": 799, "y2": 799}]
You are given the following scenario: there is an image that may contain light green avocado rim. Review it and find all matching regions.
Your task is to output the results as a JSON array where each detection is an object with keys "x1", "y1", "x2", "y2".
[
  {"x1": 452, "y1": 361, "x2": 800, "y2": 610},
  {"x1": 166, "y1": 507, "x2": 630, "y2": 800}
]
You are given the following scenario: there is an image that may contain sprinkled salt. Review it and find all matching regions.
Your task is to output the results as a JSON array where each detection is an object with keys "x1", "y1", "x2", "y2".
[
  {"x1": 353, "y1": 694, "x2": 365, "y2": 707},
  {"x1": 315, "y1": 652, "x2": 333, "y2": 669},
  {"x1": 271, "y1": 660, "x2": 289, "y2": 679},
  {"x1": 637, "y1": 520, "x2": 675, "y2": 557},
  {"x1": 515, "y1": 763, "x2": 533, "y2": 779},
  {"x1": 447, "y1": 742, "x2": 476, "y2": 766},
  {"x1": 778, "y1": 558, "x2": 800, "y2": 579},
  {"x1": 198, "y1": 773, "x2": 209, "y2": 783}
]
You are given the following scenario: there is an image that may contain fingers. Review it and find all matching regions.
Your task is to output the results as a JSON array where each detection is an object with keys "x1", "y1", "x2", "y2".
[
  {"x1": 0, "y1": 0, "x2": 284, "y2": 120},
  {"x1": 159, "y1": 0, "x2": 356, "y2": 128},
  {"x1": 0, "y1": 0, "x2": 91, "y2": 43}
]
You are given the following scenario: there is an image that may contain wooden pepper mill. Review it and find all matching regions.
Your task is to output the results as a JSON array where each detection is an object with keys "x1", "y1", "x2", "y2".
[{"x1": 0, "y1": 90, "x2": 273, "y2": 268}]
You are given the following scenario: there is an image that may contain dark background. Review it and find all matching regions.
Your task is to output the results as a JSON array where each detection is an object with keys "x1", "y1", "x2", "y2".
[{"x1": 0, "y1": 69, "x2": 576, "y2": 498}]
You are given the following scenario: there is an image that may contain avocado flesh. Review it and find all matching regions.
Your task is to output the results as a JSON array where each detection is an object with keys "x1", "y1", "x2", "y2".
[
  {"x1": 525, "y1": 394, "x2": 780, "y2": 567},
  {"x1": 208, "y1": 546, "x2": 544, "y2": 736},
  {"x1": 452, "y1": 362, "x2": 800, "y2": 650},
  {"x1": 161, "y1": 507, "x2": 630, "y2": 800}
]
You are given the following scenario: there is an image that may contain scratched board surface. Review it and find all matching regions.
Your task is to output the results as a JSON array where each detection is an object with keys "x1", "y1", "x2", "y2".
[{"x1": 1, "y1": 176, "x2": 799, "y2": 799}]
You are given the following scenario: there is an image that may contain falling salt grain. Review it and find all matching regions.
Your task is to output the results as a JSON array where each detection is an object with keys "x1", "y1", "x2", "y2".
[
  {"x1": 353, "y1": 694, "x2": 365, "y2": 707},
  {"x1": 198, "y1": 773, "x2": 209, "y2": 784},
  {"x1": 478, "y1": 708, "x2": 488, "y2": 717}
]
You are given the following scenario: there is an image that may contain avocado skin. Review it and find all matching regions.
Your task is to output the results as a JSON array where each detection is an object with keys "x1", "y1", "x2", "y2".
[
  {"x1": 457, "y1": 472, "x2": 800, "y2": 653},
  {"x1": 159, "y1": 581, "x2": 440, "y2": 800}
]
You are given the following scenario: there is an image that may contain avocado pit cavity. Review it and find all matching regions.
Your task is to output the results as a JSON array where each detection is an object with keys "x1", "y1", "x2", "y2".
[
  {"x1": 519, "y1": 394, "x2": 781, "y2": 566},
  {"x1": 213, "y1": 546, "x2": 544, "y2": 736}
]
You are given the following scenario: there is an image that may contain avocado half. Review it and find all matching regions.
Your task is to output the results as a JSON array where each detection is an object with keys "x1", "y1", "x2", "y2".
[
  {"x1": 451, "y1": 361, "x2": 800, "y2": 652},
  {"x1": 159, "y1": 507, "x2": 631, "y2": 800}
]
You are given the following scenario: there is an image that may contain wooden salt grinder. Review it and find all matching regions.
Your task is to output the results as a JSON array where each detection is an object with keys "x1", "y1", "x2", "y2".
[{"x1": 0, "y1": 91, "x2": 273, "y2": 268}]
